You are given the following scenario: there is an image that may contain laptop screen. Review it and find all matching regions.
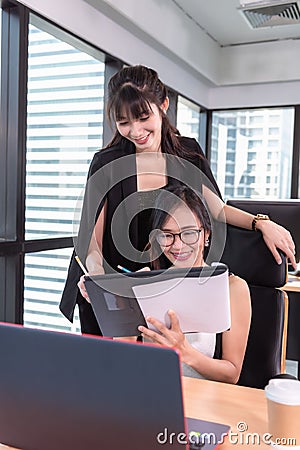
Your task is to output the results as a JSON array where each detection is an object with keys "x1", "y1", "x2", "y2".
[{"x1": 0, "y1": 323, "x2": 188, "y2": 450}]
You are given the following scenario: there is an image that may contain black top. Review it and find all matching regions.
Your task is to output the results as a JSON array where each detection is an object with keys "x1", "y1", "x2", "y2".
[
  {"x1": 60, "y1": 136, "x2": 222, "y2": 322},
  {"x1": 136, "y1": 188, "x2": 164, "y2": 254}
]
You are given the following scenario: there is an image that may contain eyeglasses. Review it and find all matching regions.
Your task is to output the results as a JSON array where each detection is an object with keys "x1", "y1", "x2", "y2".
[{"x1": 155, "y1": 229, "x2": 202, "y2": 247}]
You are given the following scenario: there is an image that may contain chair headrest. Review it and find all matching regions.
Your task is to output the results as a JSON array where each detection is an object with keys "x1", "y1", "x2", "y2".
[{"x1": 220, "y1": 225, "x2": 287, "y2": 287}]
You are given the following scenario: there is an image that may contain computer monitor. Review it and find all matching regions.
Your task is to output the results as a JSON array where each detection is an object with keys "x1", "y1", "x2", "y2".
[{"x1": 226, "y1": 199, "x2": 300, "y2": 265}]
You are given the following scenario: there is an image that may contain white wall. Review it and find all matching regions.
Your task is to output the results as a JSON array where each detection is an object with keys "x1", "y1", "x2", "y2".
[
  {"x1": 209, "y1": 80, "x2": 300, "y2": 109},
  {"x1": 16, "y1": 0, "x2": 300, "y2": 109},
  {"x1": 86, "y1": 0, "x2": 221, "y2": 84},
  {"x1": 221, "y1": 39, "x2": 300, "y2": 86}
]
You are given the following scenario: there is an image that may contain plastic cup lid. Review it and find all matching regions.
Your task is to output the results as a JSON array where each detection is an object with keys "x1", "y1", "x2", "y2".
[{"x1": 265, "y1": 378, "x2": 300, "y2": 405}]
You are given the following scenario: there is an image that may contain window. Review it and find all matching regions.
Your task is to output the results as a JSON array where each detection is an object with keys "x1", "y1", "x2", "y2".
[
  {"x1": 227, "y1": 141, "x2": 236, "y2": 150},
  {"x1": 226, "y1": 162, "x2": 234, "y2": 171},
  {"x1": 176, "y1": 96, "x2": 201, "y2": 141},
  {"x1": 227, "y1": 129, "x2": 236, "y2": 139},
  {"x1": 23, "y1": 15, "x2": 105, "y2": 332},
  {"x1": 210, "y1": 109, "x2": 294, "y2": 199},
  {"x1": 26, "y1": 16, "x2": 104, "y2": 240},
  {"x1": 226, "y1": 152, "x2": 235, "y2": 161},
  {"x1": 249, "y1": 115, "x2": 263, "y2": 124},
  {"x1": 248, "y1": 140, "x2": 262, "y2": 149},
  {"x1": 225, "y1": 187, "x2": 234, "y2": 196},
  {"x1": 247, "y1": 164, "x2": 256, "y2": 172},
  {"x1": 225, "y1": 175, "x2": 234, "y2": 184},
  {"x1": 248, "y1": 128, "x2": 263, "y2": 137},
  {"x1": 24, "y1": 248, "x2": 80, "y2": 332}
]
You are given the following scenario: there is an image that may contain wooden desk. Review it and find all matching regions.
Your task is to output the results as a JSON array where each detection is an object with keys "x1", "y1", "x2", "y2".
[
  {"x1": 0, "y1": 378, "x2": 269, "y2": 450},
  {"x1": 283, "y1": 275, "x2": 300, "y2": 293},
  {"x1": 183, "y1": 377, "x2": 269, "y2": 449}
]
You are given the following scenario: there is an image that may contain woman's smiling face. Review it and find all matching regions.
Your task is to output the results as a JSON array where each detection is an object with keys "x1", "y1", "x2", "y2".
[
  {"x1": 159, "y1": 204, "x2": 210, "y2": 268},
  {"x1": 115, "y1": 102, "x2": 164, "y2": 153}
]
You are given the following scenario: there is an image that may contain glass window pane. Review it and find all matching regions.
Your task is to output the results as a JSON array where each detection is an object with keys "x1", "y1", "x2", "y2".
[
  {"x1": 176, "y1": 95, "x2": 201, "y2": 141},
  {"x1": 210, "y1": 108, "x2": 294, "y2": 200},
  {"x1": 26, "y1": 15, "x2": 105, "y2": 240},
  {"x1": 0, "y1": 8, "x2": 1, "y2": 105},
  {"x1": 24, "y1": 15, "x2": 105, "y2": 332},
  {"x1": 24, "y1": 248, "x2": 80, "y2": 333}
]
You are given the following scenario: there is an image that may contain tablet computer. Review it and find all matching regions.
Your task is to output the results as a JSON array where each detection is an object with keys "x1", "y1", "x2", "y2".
[{"x1": 84, "y1": 264, "x2": 231, "y2": 337}]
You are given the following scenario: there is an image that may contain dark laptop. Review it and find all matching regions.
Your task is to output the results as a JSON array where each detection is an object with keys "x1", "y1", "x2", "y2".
[{"x1": 0, "y1": 323, "x2": 229, "y2": 450}]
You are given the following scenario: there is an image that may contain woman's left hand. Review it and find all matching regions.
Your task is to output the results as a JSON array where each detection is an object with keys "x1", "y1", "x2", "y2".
[
  {"x1": 256, "y1": 219, "x2": 296, "y2": 269},
  {"x1": 138, "y1": 310, "x2": 187, "y2": 354}
]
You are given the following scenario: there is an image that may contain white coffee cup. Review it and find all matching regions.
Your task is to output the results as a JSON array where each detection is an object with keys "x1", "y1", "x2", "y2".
[{"x1": 265, "y1": 378, "x2": 300, "y2": 448}]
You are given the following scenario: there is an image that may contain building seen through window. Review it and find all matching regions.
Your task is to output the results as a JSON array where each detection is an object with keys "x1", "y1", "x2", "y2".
[
  {"x1": 176, "y1": 95, "x2": 202, "y2": 142},
  {"x1": 210, "y1": 109, "x2": 294, "y2": 200}
]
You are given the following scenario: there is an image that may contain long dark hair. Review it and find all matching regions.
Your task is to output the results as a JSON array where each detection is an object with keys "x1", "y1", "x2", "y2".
[
  {"x1": 149, "y1": 184, "x2": 212, "y2": 270},
  {"x1": 105, "y1": 65, "x2": 199, "y2": 158}
]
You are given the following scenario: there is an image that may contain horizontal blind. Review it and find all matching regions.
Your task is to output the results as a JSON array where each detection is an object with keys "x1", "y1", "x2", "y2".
[{"x1": 24, "y1": 20, "x2": 105, "y2": 332}]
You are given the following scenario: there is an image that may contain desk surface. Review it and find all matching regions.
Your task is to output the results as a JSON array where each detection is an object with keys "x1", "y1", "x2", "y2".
[
  {"x1": 0, "y1": 377, "x2": 269, "y2": 450},
  {"x1": 284, "y1": 275, "x2": 300, "y2": 293},
  {"x1": 183, "y1": 377, "x2": 269, "y2": 449}
]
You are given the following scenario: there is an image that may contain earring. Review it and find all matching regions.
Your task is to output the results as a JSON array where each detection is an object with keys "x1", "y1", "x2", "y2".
[{"x1": 205, "y1": 238, "x2": 210, "y2": 247}]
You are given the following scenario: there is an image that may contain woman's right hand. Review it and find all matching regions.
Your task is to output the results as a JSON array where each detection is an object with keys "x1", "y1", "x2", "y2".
[{"x1": 77, "y1": 275, "x2": 90, "y2": 303}]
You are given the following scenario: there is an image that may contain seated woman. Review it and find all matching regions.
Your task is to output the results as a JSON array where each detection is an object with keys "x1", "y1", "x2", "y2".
[{"x1": 138, "y1": 184, "x2": 251, "y2": 384}]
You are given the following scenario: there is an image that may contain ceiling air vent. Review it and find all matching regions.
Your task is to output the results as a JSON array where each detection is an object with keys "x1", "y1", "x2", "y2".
[{"x1": 239, "y1": 0, "x2": 300, "y2": 28}]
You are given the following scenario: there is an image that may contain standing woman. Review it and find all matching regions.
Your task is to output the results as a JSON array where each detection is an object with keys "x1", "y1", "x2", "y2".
[{"x1": 60, "y1": 65, "x2": 295, "y2": 335}]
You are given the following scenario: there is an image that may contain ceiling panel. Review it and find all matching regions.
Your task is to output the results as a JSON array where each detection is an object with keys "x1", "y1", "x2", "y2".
[{"x1": 173, "y1": 0, "x2": 300, "y2": 46}]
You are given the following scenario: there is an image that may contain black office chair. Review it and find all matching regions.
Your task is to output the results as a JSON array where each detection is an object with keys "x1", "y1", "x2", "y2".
[{"x1": 220, "y1": 224, "x2": 288, "y2": 389}]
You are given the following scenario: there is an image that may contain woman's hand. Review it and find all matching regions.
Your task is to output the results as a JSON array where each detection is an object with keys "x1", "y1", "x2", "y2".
[
  {"x1": 77, "y1": 266, "x2": 151, "y2": 304},
  {"x1": 256, "y1": 220, "x2": 296, "y2": 269},
  {"x1": 138, "y1": 310, "x2": 189, "y2": 355},
  {"x1": 77, "y1": 275, "x2": 90, "y2": 302}
]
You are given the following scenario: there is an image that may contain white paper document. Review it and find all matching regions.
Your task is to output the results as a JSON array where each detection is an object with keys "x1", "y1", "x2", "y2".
[{"x1": 132, "y1": 269, "x2": 231, "y2": 333}]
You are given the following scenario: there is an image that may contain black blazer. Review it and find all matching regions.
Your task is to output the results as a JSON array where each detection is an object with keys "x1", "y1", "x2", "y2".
[{"x1": 60, "y1": 136, "x2": 222, "y2": 322}]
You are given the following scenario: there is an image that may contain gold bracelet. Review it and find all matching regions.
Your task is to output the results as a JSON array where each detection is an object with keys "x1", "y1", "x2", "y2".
[{"x1": 252, "y1": 214, "x2": 270, "y2": 231}]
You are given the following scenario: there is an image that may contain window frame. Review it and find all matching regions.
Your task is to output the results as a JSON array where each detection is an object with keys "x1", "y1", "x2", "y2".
[{"x1": 0, "y1": 1, "x2": 28, "y2": 322}]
